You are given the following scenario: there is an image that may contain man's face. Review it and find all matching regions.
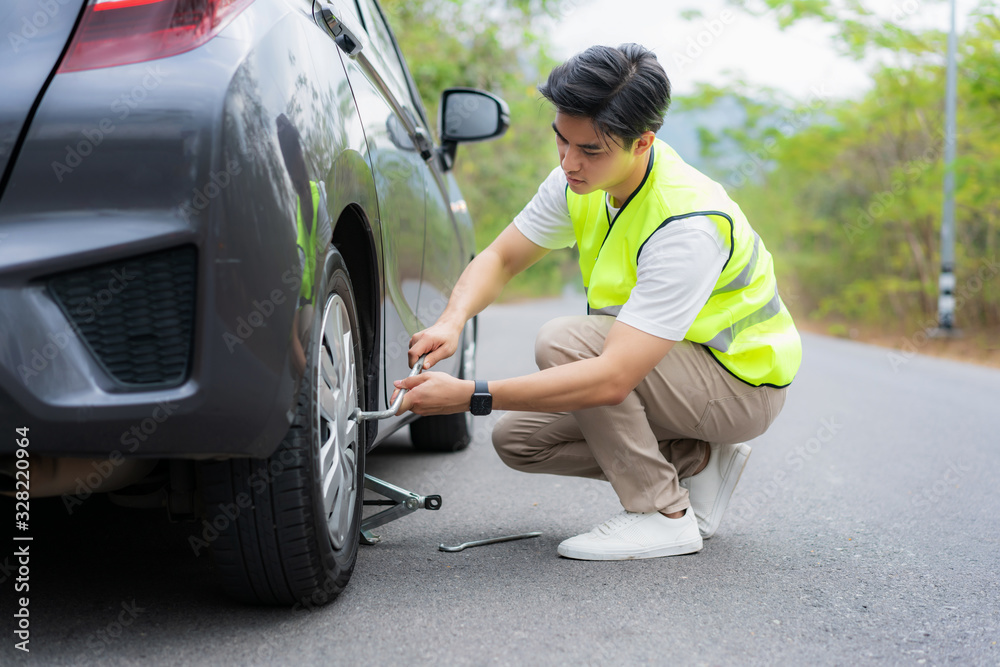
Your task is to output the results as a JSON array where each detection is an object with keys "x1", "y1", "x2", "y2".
[{"x1": 552, "y1": 112, "x2": 642, "y2": 197}]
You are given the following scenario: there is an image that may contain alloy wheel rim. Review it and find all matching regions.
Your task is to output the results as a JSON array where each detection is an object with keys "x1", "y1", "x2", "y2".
[{"x1": 317, "y1": 293, "x2": 359, "y2": 550}]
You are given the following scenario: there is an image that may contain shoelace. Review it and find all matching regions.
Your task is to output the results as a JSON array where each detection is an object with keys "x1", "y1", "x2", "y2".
[{"x1": 594, "y1": 511, "x2": 643, "y2": 535}]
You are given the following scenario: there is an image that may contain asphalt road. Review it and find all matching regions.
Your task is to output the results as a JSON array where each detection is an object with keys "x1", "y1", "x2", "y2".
[{"x1": 3, "y1": 295, "x2": 999, "y2": 666}]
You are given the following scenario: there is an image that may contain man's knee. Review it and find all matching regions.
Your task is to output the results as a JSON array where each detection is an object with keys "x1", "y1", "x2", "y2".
[
  {"x1": 491, "y1": 413, "x2": 527, "y2": 470},
  {"x1": 534, "y1": 315, "x2": 610, "y2": 370}
]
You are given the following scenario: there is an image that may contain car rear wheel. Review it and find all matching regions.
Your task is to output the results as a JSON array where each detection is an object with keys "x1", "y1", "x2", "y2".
[
  {"x1": 199, "y1": 250, "x2": 365, "y2": 606},
  {"x1": 409, "y1": 317, "x2": 476, "y2": 452}
]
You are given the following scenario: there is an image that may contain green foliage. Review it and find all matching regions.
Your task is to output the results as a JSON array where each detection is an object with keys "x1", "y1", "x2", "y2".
[
  {"x1": 380, "y1": 0, "x2": 577, "y2": 299},
  {"x1": 379, "y1": 0, "x2": 1000, "y2": 332},
  {"x1": 695, "y1": 1, "x2": 1000, "y2": 332}
]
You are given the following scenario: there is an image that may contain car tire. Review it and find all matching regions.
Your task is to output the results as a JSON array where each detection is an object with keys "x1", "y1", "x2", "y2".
[
  {"x1": 199, "y1": 249, "x2": 366, "y2": 606},
  {"x1": 409, "y1": 317, "x2": 476, "y2": 453}
]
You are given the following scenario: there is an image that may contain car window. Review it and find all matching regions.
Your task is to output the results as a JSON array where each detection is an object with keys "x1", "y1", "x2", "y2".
[
  {"x1": 356, "y1": 0, "x2": 434, "y2": 132},
  {"x1": 350, "y1": 0, "x2": 366, "y2": 29},
  {"x1": 356, "y1": 0, "x2": 410, "y2": 102},
  {"x1": 335, "y1": 0, "x2": 363, "y2": 24}
]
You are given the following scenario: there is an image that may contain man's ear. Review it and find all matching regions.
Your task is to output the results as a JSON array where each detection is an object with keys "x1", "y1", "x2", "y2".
[{"x1": 633, "y1": 131, "x2": 656, "y2": 156}]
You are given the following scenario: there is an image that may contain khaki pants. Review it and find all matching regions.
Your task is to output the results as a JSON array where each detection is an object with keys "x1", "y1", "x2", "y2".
[{"x1": 491, "y1": 316, "x2": 787, "y2": 514}]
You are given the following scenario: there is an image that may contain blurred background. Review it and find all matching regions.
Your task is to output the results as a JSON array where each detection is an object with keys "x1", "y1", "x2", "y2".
[{"x1": 380, "y1": 0, "x2": 999, "y2": 364}]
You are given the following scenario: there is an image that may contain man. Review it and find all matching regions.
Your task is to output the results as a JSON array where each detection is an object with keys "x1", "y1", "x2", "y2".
[{"x1": 391, "y1": 44, "x2": 801, "y2": 560}]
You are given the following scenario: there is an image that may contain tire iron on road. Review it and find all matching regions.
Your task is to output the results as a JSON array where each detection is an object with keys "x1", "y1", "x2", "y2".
[{"x1": 439, "y1": 531, "x2": 542, "y2": 552}]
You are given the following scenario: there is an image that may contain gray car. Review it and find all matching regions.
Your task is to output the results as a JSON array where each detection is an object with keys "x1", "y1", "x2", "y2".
[{"x1": 0, "y1": 0, "x2": 508, "y2": 605}]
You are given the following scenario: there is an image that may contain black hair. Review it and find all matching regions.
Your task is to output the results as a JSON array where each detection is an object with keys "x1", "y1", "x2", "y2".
[{"x1": 539, "y1": 43, "x2": 671, "y2": 150}]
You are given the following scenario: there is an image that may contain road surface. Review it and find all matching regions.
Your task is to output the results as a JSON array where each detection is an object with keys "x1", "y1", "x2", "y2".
[{"x1": 3, "y1": 295, "x2": 998, "y2": 665}]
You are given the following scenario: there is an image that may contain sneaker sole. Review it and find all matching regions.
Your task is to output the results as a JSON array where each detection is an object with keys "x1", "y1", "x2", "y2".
[
  {"x1": 556, "y1": 539, "x2": 703, "y2": 561},
  {"x1": 702, "y1": 443, "x2": 751, "y2": 539}
]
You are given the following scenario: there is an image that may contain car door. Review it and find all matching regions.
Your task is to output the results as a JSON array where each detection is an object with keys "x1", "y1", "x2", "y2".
[
  {"x1": 354, "y1": 0, "x2": 466, "y2": 381},
  {"x1": 319, "y1": 0, "x2": 430, "y2": 420}
]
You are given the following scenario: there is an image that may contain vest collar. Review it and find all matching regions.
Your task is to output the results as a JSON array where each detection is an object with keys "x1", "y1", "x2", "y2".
[{"x1": 607, "y1": 143, "x2": 656, "y2": 225}]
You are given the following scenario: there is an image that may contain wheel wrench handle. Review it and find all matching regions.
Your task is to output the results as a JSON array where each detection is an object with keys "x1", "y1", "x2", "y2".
[
  {"x1": 439, "y1": 531, "x2": 542, "y2": 552},
  {"x1": 353, "y1": 353, "x2": 428, "y2": 422}
]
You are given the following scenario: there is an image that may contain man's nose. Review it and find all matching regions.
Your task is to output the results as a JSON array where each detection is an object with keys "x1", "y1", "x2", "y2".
[{"x1": 561, "y1": 148, "x2": 581, "y2": 173}]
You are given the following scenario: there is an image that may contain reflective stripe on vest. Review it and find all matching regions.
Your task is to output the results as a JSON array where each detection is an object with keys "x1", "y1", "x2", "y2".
[
  {"x1": 565, "y1": 139, "x2": 801, "y2": 387},
  {"x1": 296, "y1": 182, "x2": 322, "y2": 303},
  {"x1": 704, "y1": 284, "x2": 781, "y2": 353},
  {"x1": 711, "y1": 231, "x2": 760, "y2": 297}
]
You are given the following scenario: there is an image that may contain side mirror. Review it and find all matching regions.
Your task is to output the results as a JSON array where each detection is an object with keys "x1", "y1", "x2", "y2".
[{"x1": 437, "y1": 88, "x2": 510, "y2": 170}]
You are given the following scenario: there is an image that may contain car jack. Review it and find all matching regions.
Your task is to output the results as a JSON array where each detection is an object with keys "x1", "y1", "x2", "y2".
[{"x1": 360, "y1": 474, "x2": 441, "y2": 545}]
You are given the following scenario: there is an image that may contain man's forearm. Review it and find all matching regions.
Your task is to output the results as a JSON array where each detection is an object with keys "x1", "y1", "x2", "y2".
[
  {"x1": 486, "y1": 321, "x2": 676, "y2": 414},
  {"x1": 437, "y1": 248, "x2": 511, "y2": 329},
  {"x1": 490, "y1": 357, "x2": 626, "y2": 413}
]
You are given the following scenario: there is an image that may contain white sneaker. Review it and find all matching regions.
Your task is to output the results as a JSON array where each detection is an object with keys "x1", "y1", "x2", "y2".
[
  {"x1": 556, "y1": 509, "x2": 702, "y2": 560},
  {"x1": 679, "y1": 442, "x2": 752, "y2": 539}
]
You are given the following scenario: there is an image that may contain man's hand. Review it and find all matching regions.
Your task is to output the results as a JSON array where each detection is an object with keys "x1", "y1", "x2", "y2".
[
  {"x1": 406, "y1": 224, "x2": 550, "y2": 372},
  {"x1": 407, "y1": 320, "x2": 463, "y2": 371},
  {"x1": 390, "y1": 372, "x2": 474, "y2": 416}
]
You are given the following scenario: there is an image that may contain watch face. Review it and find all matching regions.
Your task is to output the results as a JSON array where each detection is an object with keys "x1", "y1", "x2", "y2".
[{"x1": 470, "y1": 393, "x2": 492, "y2": 416}]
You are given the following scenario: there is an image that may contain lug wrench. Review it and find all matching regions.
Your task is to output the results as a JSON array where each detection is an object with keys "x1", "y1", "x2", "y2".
[
  {"x1": 353, "y1": 353, "x2": 428, "y2": 422},
  {"x1": 352, "y1": 353, "x2": 437, "y2": 545},
  {"x1": 350, "y1": 354, "x2": 542, "y2": 552},
  {"x1": 439, "y1": 531, "x2": 542, "y2": 552}
]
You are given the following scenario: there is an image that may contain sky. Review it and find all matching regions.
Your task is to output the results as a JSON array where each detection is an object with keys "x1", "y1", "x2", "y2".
[{"x1": 544, "y1": 0, "x2": 984, "y2": 102}]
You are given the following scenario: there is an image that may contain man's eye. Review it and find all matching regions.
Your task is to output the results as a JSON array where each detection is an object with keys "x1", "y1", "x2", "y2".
[{"x1": 583, "y1": 151, "x2": 600, "y2": 157}]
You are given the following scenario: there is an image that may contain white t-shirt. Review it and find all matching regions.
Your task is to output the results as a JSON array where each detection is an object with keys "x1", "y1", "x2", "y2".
[{"x1": 513, "y1": 166, "x2": 728, "y2": 341}]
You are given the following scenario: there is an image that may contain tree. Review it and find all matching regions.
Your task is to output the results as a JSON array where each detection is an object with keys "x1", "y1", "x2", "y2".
[
  {"x1": 381, "y1": 0, "x2": 578, "y2": 298},
  {"x1": 689, "y1": 1, "x2": 999, "y2": 332}
]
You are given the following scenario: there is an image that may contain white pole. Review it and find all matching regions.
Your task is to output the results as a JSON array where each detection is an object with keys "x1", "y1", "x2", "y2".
[{"x1": 937, "y1": 0, "x2": 958, "y2": 331}]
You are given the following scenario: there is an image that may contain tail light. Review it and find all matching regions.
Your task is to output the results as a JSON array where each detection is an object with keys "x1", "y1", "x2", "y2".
[{"x1": 59, "y1": 0, "x2": 254, "y2": 72}]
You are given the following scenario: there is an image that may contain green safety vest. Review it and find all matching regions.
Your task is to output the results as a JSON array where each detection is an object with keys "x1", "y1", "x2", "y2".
[
  {"x1": 566, "y1": 139, "x2": 801, "y2": 387},
  {"x1": 296, "y1": 182, "x2": 322, "y2": 304}
]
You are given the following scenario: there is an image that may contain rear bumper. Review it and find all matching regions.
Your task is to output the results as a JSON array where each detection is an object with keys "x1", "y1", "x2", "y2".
[
  {"x1": 0, "y1": 7, "x2": 322, "y2": 459},
  {"x1": 0, "y1": 215, "x2": 302, "y2": 460}
]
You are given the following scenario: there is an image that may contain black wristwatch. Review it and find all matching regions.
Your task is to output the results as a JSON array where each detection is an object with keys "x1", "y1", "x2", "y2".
[{"x1": 470, "y1": 379, "x2": 492, "y2": 416}]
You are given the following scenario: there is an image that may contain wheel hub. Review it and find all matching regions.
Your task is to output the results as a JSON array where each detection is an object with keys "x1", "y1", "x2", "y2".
[{"x1": 317, "y1": 294, "x2": 359, "y2": 550}]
